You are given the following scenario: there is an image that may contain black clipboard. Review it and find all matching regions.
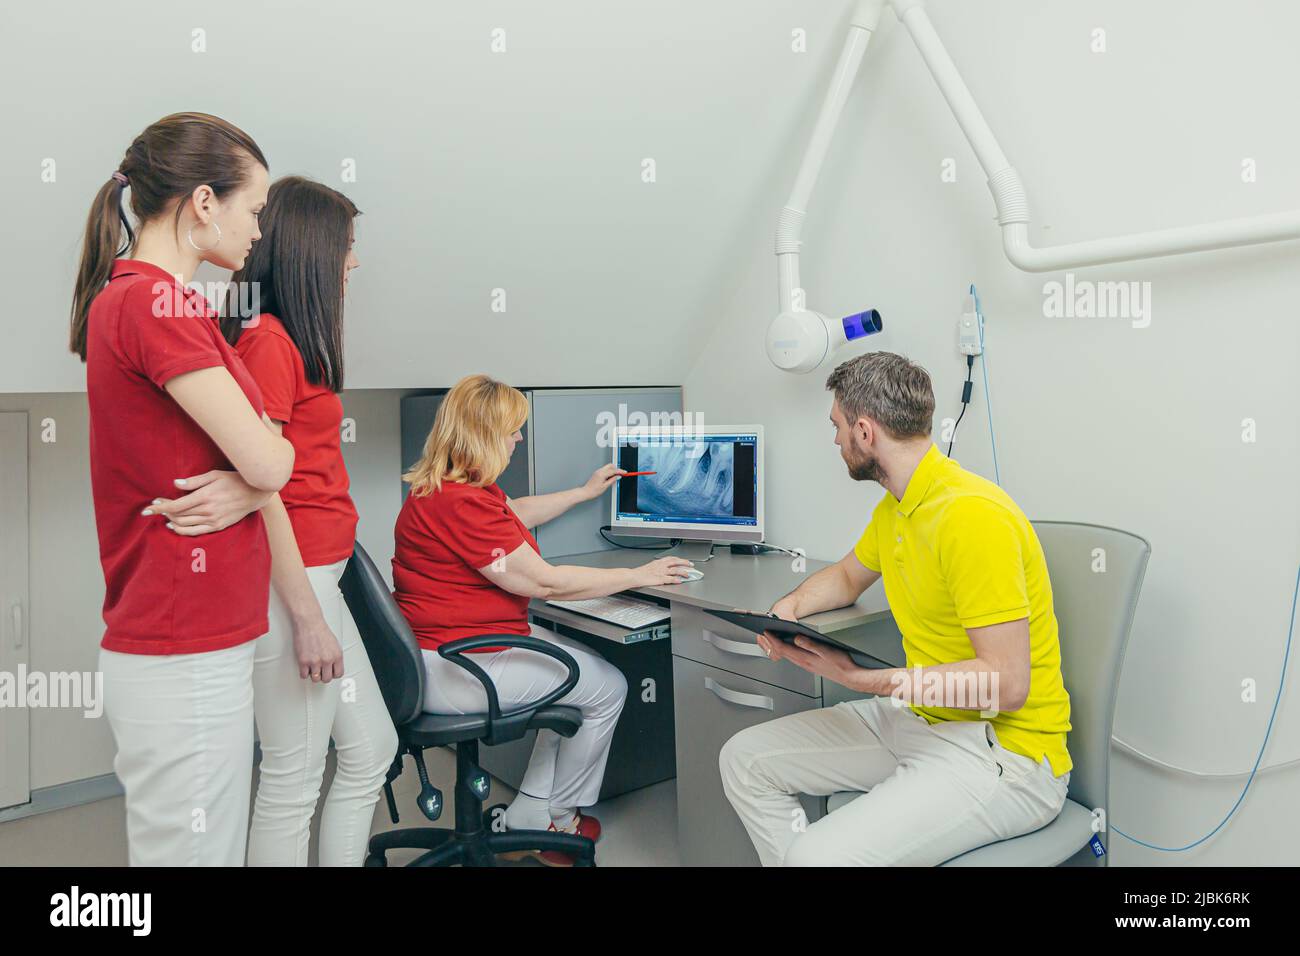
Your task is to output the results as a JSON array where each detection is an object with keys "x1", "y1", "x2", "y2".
[{"x1": 703, "y1": 608, "x2": 892, "y2": 670}]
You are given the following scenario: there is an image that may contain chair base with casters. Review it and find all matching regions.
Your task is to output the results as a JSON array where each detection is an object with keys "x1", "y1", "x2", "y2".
[
  {"x1": 337, "y1": 542, "x2": 597, "y2": 867},
  {"x1": 366, "y1": 723, "x2": 595, "y2": 868}
]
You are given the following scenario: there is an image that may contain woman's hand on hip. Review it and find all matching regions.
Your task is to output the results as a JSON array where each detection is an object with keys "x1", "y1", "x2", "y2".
[{"x1": 146, "y1": 469, "x2": 275, "y2": 535}]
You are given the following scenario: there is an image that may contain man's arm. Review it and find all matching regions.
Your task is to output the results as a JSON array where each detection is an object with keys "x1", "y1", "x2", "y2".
[
  {"x1": 850, "y1": 617, "x2": 1030, "y2": 710},
  {"x1": 767, "y1": 617, "x2": 1032, "y2": 715},
  {"x1": 770, "y1": 549, "x2": 881, "y2": 619}
]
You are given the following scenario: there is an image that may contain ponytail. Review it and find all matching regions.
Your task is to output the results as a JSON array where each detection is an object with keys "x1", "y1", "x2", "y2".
[{"x1": 70, "y1": 175, "x2": 134, "y2": 359}]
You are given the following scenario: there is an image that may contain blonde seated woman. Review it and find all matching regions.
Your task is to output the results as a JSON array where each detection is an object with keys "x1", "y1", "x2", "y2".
[{"x1": 393, "y1": 374, "x2": 692, "y2": 866}]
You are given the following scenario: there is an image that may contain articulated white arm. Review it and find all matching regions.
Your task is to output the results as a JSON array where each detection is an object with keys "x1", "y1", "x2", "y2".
[
  {"x1": 777, "y1": 0, "x2": 888, "y2": 314},
  {"x1": 772, "y1": 0, "x2": 1300, "y2": 371},
  {"x1": 893, "y1": 0, "x2": 1300, "y2": 271}
]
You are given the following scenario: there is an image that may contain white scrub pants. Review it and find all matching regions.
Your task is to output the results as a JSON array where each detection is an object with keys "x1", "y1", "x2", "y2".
[
  {"x1": 420, "y1": 624, "x2": 626, "y2": 819},
  {"x1": 247, "y1": 559, "x2": 399, "y2": 867},
  {"x1": 100, "y1": 640, "x2": 257, "y2": 867},
  {"x1": 719, "y1": 695, "x2": 1071, "y2": 866}
]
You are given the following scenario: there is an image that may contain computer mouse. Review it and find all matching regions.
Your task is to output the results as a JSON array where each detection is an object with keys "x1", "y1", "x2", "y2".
[{"x1": 679, "y1": 567, "x2": 704, "y2": 583}]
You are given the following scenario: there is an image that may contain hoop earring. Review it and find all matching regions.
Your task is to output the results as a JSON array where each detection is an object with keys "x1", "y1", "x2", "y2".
[{"x1": 187, "y1": 220, "x2": 222, "y2": 253}]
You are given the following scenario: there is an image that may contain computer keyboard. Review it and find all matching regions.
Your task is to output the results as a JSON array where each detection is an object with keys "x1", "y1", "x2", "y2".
[{"x1": 546, "y1": 595, "x2": 670, "y2": 630}]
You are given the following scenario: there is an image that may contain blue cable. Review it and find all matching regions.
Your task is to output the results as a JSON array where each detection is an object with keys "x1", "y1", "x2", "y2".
[
  {"x1": 970, "y1": 284, "x2": 1001, "y2": 486},
  {"x1": 1111, "y1": 563, "x2": 1298, "y2": 852}
]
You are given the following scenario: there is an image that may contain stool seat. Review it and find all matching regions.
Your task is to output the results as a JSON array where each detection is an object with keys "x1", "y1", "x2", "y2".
[
  {"x1": 942, "y1": 799, "x2": 1097, "y2": 867},
  {"x1": 823, "y1": 792, "x2": 1097, "y2": 866}
]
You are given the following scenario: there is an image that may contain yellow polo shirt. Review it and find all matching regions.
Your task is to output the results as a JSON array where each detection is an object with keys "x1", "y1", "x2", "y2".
[{"x1": 854, "y1": 444, "x2": 1072, "y2": 776}]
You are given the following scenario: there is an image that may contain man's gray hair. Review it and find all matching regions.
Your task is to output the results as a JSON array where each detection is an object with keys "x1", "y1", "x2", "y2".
[{"x1": 825, "y1": 351, "x2": 935, "y2": 440}]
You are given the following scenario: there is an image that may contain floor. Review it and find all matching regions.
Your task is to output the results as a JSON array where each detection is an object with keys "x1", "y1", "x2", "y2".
[{"x1": 0, "y1": 746, "x2": 681, "y2": 867}]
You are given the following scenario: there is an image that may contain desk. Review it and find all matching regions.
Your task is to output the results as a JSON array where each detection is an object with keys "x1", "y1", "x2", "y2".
[{"x1": 495, "y1": 548, "x2": 906, "y2": 866}]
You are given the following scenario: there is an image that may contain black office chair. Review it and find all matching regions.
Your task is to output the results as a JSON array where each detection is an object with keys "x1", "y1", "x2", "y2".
[{"x1": 338, "y1": 542, "x2": 596, "y2": 867}]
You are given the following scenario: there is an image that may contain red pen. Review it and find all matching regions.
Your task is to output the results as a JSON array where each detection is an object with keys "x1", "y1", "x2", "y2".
[{"x1": 618, "y1": 471, "x2": 657, "y2": 477}]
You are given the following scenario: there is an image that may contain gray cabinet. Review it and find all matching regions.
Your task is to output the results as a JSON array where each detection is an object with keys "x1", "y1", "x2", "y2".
[
  {"x1": 672, "y1": 655, "x2": 823, "y2": 867},
  {"x1": 668, "y1": 593, "x2": 907, "y2": 865},
  {"x1": 670, "y1": 599, "x2": 840, "y2": 866},
  {"x1": 0, "y1": 414, "x2": 29, "y2": 811},
  {"x1": 671, "y1": 603, "x2": 821, "y2": 697},
  {"x1": 529, "y1": 388, "x2": 681, "y2": 558}
]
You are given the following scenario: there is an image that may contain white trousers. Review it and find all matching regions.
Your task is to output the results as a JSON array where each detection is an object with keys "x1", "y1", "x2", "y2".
[
  {"x1": 247, "y1": 559, "x2": 399, "y2": 867},
  {"x1": 719, "y1": 695, "x2": 1071, "y2": 866},
  {"x1": 100, "y1": 640, "x2": 257, "y2": 867},
  {"x1": 420, "y1": 624, "x2": 627, "y2": 815}
]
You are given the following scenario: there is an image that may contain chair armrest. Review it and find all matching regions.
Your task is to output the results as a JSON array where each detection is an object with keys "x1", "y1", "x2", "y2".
[{"x1": 437, "y1": 635, "x2": 580, "y2": 743}]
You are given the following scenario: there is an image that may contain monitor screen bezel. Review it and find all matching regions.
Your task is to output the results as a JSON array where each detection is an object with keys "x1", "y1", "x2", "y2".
[{"x1": 608, "y1": 424, "x2": 764, "y2": 543}]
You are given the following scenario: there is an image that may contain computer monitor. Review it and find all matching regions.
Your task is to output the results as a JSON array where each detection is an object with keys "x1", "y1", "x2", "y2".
[{"x1": 609, "y1": 425, "x2": 764, "y2": 560}]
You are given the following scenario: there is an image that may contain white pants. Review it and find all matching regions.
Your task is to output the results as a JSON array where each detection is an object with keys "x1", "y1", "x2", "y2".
[
  {"x1": 100, "y1": 640, "x2": 257, "y2": 867},
  {"x1": 719, "y1": 695, "x2": 1071, "y2": 866},
  {"x1": 420, "y1": 624, "x2": 627, "y2": 816},
  {"x1": 247, "y1": 559, "x2": 399, "y2": 867}
]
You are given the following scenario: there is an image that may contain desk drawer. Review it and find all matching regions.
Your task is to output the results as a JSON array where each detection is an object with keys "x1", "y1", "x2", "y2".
[
  {"x1": 673, "y1": 656, "x2": 822, "y2": 866},
  {"x1": 670, "y1": 602, "x2": 819, "y2": 697}
]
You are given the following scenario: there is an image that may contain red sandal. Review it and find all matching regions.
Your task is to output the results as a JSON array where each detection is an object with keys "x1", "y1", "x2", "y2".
[
  {"x1": 537, "y1": 812, "x2": 601, "y2": 867},
  {"x1": 502, "y1": 811, "x2": 601, "y2": 867}
]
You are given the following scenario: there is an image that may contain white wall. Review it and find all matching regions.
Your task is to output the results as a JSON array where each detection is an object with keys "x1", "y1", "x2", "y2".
[
  {"x1": 1, "y1": 0, "x2": 809, "y2": 393},
  {"x1": 683, "y1": 0, "x2": 1299, "y2": 864}
]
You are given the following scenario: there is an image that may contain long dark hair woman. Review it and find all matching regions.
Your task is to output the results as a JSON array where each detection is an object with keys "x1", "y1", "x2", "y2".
[
  {"x1": 73, "y1": 112, "x2": 293, "y2": 866},
  {"x1": 218, "y1": 177, "x2": 397, "y2": 866}
]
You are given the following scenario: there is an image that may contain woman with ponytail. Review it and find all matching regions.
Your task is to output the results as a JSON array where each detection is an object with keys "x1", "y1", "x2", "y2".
[
  {"x1": 219, "y1": 177, "x2": 397, "y2": 867},
  {"x1": 73, "y1": 112, "x2": 292, "y2": 866}
]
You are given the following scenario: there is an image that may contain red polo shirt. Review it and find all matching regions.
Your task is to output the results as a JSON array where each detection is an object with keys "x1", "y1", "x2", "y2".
[
  {"x1": 86, "y1": 259, "x2": 271, "y2": 655},
  {"x1": 392, "y1": 481, "x2": 537, "y2": 651},
  {"x1": 233, "y1": 313, "x2": 358, "y2": 567}
]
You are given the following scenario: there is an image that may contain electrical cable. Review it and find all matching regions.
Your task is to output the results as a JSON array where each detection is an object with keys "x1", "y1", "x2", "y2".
[
  {"x1": 971, "y1": 284, "x2": 1001, "y2": 485},
  {"x1": 946, "y1": 354, "x2": 975, "y2": 457},
  {"x1": 598, "y1": 525, "x2": 680, "y2": 550},
  {"x1": 1111, "y1": 564, "x2": 1297, "y2": 852}
]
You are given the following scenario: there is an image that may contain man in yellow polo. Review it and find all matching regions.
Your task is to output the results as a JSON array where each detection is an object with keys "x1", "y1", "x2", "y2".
[{"x1": 719, "y1": 351, "x2": 1072, "y2": 866}]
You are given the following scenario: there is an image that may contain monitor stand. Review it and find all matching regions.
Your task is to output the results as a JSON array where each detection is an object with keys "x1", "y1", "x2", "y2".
[{"x1": 659, "y1": 540, "x2": 716, "y2": 562}]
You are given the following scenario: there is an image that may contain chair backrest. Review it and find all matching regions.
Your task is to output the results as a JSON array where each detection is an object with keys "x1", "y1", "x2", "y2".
[
  {"x1": 338, "y1": 542, "x2": 425, "y2": 728},
  {"x1": 1031, "y1": 521, "x2": 1150, "y2": 816}
]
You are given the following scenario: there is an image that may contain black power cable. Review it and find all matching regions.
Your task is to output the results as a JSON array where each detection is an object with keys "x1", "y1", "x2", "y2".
[
  {"x1": 598, "y1": 525, "x2": 681, "y2": 550},
  {"x1": 946, "y1": 354, "x2": 976, "y2": 457}
]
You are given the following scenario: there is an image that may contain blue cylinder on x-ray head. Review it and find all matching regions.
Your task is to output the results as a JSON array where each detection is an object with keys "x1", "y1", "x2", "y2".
[{"x1": 841, "y1": 309, "x2": 883, "y2": 341}]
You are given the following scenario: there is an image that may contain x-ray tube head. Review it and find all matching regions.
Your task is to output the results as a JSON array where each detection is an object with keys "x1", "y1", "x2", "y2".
[
  {"x1": 842, "y1": 308, "x2": 883, "y2": 340},
  {"x1": 765, "y1": 307, "x2": 883, "y2": 374}
]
